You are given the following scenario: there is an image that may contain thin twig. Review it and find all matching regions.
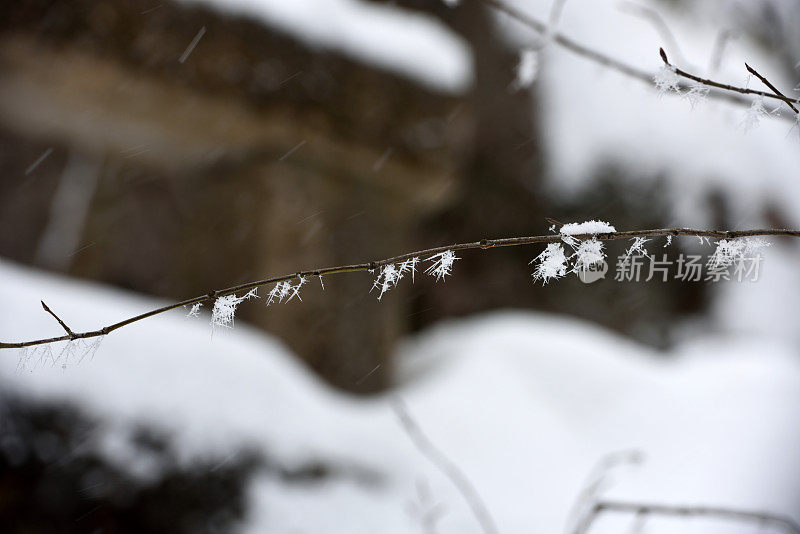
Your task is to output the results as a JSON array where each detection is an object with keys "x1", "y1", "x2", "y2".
[
  {"x1": 619, "y1": 1, "x2": 687, "y2": 66},
  {"x1": 392, "y1": 398, "x2": 499, "y2": 534},
  {"x1": 40, "y1": 301, "x2": 75, "y2": 339},
  {"x1": 479, "y1": 0, "x2": 772, "y2": 112},
  {"x1": 573, "y1": 500, "x2": 800, "y2": 534},
  {"x1": 660, "y1": 48, "x2": 800, "y2": 111},
  {"x1": 745, "y1": 63, "x2": 799, "y2": 113},
  {"x1": 482, "y1": 0, "x2": 800, "y2": 121},
  {"x1": 2, "y1": 227, "x2": 799, "y2": 349}
]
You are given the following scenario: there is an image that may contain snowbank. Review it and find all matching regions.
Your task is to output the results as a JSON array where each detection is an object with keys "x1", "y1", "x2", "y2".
[{"x1": 1, "y1": 260, "x2": 799, "y2": 533}]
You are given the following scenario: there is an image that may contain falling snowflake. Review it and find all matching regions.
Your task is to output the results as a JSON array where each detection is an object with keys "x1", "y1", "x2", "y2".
[
  {"x1": 425, "y1": 251, "x2": 459, "y2": 282},
  {"x1": 531, "y1": 243, "x2": 568, "y2": 284}
]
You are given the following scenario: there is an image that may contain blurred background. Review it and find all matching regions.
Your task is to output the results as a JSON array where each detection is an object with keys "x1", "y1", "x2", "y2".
[{"x1": 1, "y1": 0, "x2": 799, "y2": 532}]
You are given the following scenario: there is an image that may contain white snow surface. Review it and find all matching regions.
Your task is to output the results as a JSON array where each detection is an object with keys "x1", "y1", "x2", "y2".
[
  {"x1": 179, "y1": 0, "x2": 472, "y2": 93},
  {"x1": 1, "y1": 259, "x2": 799, "y2": 533},
  {"x1": 560, "y1": 220, "x2": 617, "y2": 235}
]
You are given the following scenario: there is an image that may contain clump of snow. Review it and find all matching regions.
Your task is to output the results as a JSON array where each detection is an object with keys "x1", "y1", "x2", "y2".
[
  {"x1": 425, "y1": 250, "x2": 459, "y2": 281},
  {"x1": 211, "y1": 289, "x2": 258, "y2": 329},
  {"x1": 181, "y1": 0, "x2": 472, "y2": 93},
  {"x1": 510, "y1": 49, "x2": 539, "y2": 92},
  {"x1": 560, "y1": 220, "x2": 617, "y2": 236},
  {"x1": 572, "y1": 238, "x2": 605, "y2": 273},
  {"x1": 267, "y1": 277, "x2": 306, "y2": 305},
  {"x1": 1, "y1": 262, "x2": 800, "y2": 532},
  {"x1": 708, "y1": 237, "x2": 770, "y2": 269},
  {"x1": 531, "y1": 243, "x2": 568, "y2": 284},
  {"x1": 653, "y1": 65, "x2": 680, "y2": 95},
  {"x1": 372, "y1": 257, "x2": 418, "y2": 300}
]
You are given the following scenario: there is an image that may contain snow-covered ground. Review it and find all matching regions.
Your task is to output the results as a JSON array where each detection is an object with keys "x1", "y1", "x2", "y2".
[{"x1": 2, "y1": 258, "x2": 799, "y2": 533}]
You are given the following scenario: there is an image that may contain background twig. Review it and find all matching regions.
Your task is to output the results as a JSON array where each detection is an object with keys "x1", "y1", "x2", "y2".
[{"x1": 392, "y1": 398, "x2": 499, "y2": 534}]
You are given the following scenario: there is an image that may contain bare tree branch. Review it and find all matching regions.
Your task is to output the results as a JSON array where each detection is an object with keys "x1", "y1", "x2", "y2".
[
  {"x1": 745, "y1": 62, "x2": 799, "y2": 113},
  {"x1": 2, "y1": 227, "x2": 799, "y2": 350},
  {"x1": 573, "y1": 500, "x2": 800, "y2": 534},
  {"x1": 660, "y1": 48, "x2": 800, "y2": 112},
  {"x1": 392, "y1": 398, "x2": 499, "y2": 534},
  {"x1": 480, "y1": 0, "x2": 796, "y2": 119},
  {"x1": 40, "y1": 301, "x2": 75, "y2": 339}
]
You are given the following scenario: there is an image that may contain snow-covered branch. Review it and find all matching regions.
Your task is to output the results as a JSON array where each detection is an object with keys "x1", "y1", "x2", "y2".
[
  {"x1": 573, "y1": 500, "x2": 800, "y2": 534},
  {"x1": 659, "y1": 48, "x2": 800, "y2": 115},
  {"x1": 2, "y1": 226, "x2": 800, "y2": 350}
]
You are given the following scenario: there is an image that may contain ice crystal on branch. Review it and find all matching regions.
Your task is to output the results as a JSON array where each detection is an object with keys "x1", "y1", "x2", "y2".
[
  {"x1": 186, "y1": 302, "x2": 202, "y2": 318},
  {"x1": 425, "y1": 251, "x2": 459, "y2": 282},
  {"x1": 211, "y1": 289, "x2": 258, "y2": 329},
  {"x1": 372, "y1": 258, "x2": 418, "y2": 300},
  {"x1": 653, "y1": 65, "x2": 680, "y2": 95},
  {"x1": 531, "y1": 243, "x2": 567, "y2": 284},
  {"x1": 741, "y1": 96, "x2": 768, "y2": 132},
  {"x1": 708, "y1": 237, "x2": 770, "y2": 269},
  {"x1": 572, "y1": 238, "x2": 605, "y2": 274},
  {"x1": 624, "y1": 237, "x2": 651, "y2": 261},
  {"x1": 684, "y1": 81, "x2": 709, "y2": 109},
  {"x1": 267, "y1": 277, "x2": 307, "y2": 306}
]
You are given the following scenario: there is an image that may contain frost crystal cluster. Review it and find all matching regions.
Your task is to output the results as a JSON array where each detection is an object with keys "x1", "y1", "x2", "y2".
[
  {"x1": 572, "y1": 238, "x2": 606, "y2": 274},
  {"x1": 211, "y1": 289, "x2": 258, "y2": 329},
  {"x1": 684, "y1": 81, "x2": 709, "y2": 109},
  {"x1": 624, "y1": 237, "x2": 651, "y2": 261},
  {"x1": 741, "y1": 96, "x2": 768, "y2": 132},
  {"x1": 186, "y1": 302, "x2": 202, "y2": 318},
  {"x1": 708, "y1": 237, "x2": 770, "y2": 268},
  {"x1": 267, "y1": 277, "x2": 307, "y2": 305},
  {"x1": 531, "y1": 243, "x2": 567, "y2": 284},
  {"x1": 653, "y1": 65, "x2": 680, "y2": 95},
  {"x1": 425, "y1": 250, "x2": 459, "y2": 282},
  {"x1": 531, "y1": 220, "x2": 616, "y2": 284},
  {"x1": 372, "y1": 258, "x2": 418, "y2": 300}
]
